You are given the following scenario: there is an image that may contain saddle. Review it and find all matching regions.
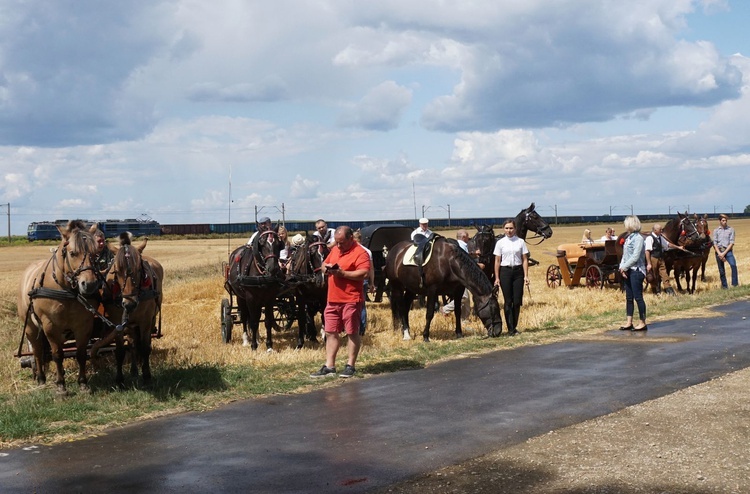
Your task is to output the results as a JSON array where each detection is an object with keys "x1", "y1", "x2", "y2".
[{"x1": 405, "y1": 232, "x2": 436, "y2": 288}]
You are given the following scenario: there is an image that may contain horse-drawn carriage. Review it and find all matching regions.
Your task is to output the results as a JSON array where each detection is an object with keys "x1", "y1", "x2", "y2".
[{"x1": 546, "y1": 240, "x2": 623, "y2": 289}]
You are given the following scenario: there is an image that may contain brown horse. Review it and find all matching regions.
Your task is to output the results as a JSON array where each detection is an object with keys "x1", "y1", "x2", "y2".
[
  {"x1": 285, "y1": 234, "x2": 327, "y2": 348},
  {"x1": 226, "y1": 229, "x2": 284, "y2": 351},
  {"x1": 17, "y1": 220, "x2": 101, "y2": 394},
  {"x1": 91, "y1": 233, "x2": 163, "y2": 387},
  {"x1": 664, "y1": 214, "x2": 706, "y2": 294},
  {"x1": 694, "y1": 214, "x2": 712, "y2": 282},
  {"x1": 385, "y1": 236, "x2": 504, "y2": 341},
  {"x1": 662, "y1": 211, "x2": 701, "y2": 247}
]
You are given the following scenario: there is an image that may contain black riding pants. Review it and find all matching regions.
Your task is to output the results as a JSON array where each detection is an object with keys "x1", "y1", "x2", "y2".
[{"x1": 499, "y1": 265, "x2": 524, "y2": 331}]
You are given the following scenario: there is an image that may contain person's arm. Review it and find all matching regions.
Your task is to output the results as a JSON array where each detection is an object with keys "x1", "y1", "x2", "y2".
[{"x1": 493, "y1": 254, "x2": 501, "y2": 285}]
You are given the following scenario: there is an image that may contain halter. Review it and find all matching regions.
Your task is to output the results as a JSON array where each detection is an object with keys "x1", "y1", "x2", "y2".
[
  {"x1": 112, "y1": 244, "x2": 144, "y2": 308},
  {"x1": 471, "y1": 229, "x2": 496, "y2": 267},
  {"x1": 518, "y1": 211, "x2": 549, "y2": 245},
  {"x1": 52, "y1": 234, "x2": 98, "y2": 292}
]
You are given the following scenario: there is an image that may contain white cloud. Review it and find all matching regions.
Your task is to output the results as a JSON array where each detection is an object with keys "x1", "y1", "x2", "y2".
[{"x1": 338, "y1": 81, "x2": 412, "y2": 131}]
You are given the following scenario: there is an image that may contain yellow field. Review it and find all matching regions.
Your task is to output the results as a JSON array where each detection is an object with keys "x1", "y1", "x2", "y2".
[{"x1": 1, "y1": 218, "x2": 748, "y2": 395}]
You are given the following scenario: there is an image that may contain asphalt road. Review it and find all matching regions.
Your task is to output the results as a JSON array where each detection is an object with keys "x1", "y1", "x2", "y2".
[{"x1": 1, "y1": 300, "x2": 749, "y2": 494}]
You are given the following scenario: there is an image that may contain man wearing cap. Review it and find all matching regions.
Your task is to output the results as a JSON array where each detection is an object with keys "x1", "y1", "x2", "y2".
[
  {"x1": 712, "y1": 213, "x2": 739, "y2": 288},
  {"x1": 246, "y1": 216, "x2": 272, "y2": 246},
  {"x1": 411, "y1": 218, "x2": 433, "y2": 241}
]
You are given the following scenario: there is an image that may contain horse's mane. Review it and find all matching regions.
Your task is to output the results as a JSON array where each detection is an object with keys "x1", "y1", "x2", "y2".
[{"x1": 446, "y1": 238, "x2": 494, "y2": 294}]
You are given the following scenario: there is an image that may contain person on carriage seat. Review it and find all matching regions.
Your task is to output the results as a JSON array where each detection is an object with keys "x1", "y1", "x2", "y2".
[
  {"x1": 94, "y1": 229, "x2": 114, "y2": 272},
  {"x1": 278, "y1": 226, "x2": 291, "y2": 272},
  {"x1": 600, "y1": 228, "x2": 616, "y2": 242},
  {"x1": 645, "y1": 223, "x2": 685, "y2": 295},
  {"x1": 246, "y1": 216, "x2": 273, "y2": 246},
  {"x1": 312, "y1": 219, "x2": 336, "y2": 248}
]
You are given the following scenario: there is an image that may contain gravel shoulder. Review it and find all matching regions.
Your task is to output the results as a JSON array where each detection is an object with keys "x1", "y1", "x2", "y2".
[{"x1": 376, "y1": 365, "x2": 750, "y2": 494}]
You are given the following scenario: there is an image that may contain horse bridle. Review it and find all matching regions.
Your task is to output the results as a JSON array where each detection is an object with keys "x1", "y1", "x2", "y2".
[
  {"x1": 112, "y1": 244, "x2": 144, "y2": 307},
  {"x1": 252, "y1": 230, "x2": 281, "y2": 275},
  {"x1": 53, "y1": 234, "x2": 98, "y2": 291},
  {"x1": 679, "y1": 216, "x2": 700, "y2": 243},
  {"x1": 472, "y1": 230, "x2": 495, "y2": 267},
  {"x1": 519, "y1": 211, "x2": 548, "y2": 245}
]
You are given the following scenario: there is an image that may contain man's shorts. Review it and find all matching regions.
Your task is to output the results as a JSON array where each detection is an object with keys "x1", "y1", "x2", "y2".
[{"x1": 324, "y1": 301, "x2": 363, "y2": 335}]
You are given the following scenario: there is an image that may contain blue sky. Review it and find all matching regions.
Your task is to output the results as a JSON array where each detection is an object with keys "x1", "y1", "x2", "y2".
[{"x1": 1, "y1": 0, "x2": 749, "y2": 234}]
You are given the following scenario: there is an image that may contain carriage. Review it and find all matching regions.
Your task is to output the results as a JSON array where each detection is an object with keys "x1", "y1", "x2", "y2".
[
  {"x1": 546, "y1": 239, "x2": 623, "y2": 289},
  {"x1": 219, "y1": 262, "x2": 296, "y2": 344},
  {"x1": 358, "y1": 224, "x2": 413, "y2": 302}
]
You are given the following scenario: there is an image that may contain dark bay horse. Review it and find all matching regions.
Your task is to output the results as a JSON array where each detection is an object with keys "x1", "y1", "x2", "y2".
[
  {"x1": 17, "y1": 220, "x2": 101, "y2": 394},
  {"x1": 286, "y1": 235, "x2": 327, "y2": 348},
  {"x1": 385, "y1": 236, "x2": 503, "y2": 341},
  {"x1": 91, "y1": 233, "x2": 163, "y2": 387},
  {"x1": 662, "y1": 213, "x2": 705, "y2": 294},
  {"x1": 226, "y1": 229, "x2": 284, "y2": 351},
  {"x1": 468, "y1": 202, "x2": 554, "y2": 283},
  {"x1": 661, "y1": 211, "x2": 701, "y2": 247},
  {"x1": 694, "y1": 214, "x2": 712, "y2": 282}
]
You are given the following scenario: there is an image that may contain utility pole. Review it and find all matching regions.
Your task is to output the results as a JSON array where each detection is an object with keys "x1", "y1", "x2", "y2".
[
  {"x1": 274, "y1": 203, "x2": 286, "y2": 226},
  {"x1": 3, "y1": 203, "x2": 9, "y2": 244}
]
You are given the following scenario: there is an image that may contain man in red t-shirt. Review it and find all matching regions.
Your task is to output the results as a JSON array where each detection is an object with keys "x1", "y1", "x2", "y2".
[{"x1": 310, "y1": 226, "x2": 371, "y2": 379}]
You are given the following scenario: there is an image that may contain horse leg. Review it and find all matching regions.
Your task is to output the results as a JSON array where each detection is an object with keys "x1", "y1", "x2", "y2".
[
  {"x1": 451, "y1": 287, "x2": 464, "y2": 339},
  {"x1": 140, "y1": 328, "x2": 152, "y2": 385},
  {"x1": 75, "y1": 338, "x2": 90, "y2": 393},
  {"x1": 114, "y1": 332, "x2": 127, "y2": 389},
  {"x1": 47, "y1": 337, "x2": 67, "y2": 395},
  {"x1": 27, "y1": 325, "x2": 47, "y2": 385},
  {"x1": 294, "y1": 300, "x2": 306, "y2": 349},
  {"x1": 263, "y1": 304, "x2": 274, "y2": 352},
  {"x1": 402, "y1": 291, "x2": 416, "y2": 340},
  {"x1": 422, "y1": 292, "x2": 438, "y2": 342}
]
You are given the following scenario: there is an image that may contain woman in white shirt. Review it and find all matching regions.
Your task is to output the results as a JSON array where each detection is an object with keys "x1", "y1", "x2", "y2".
[{"x1": 493, "y1": 219, "x2": 530, "y2": 336}]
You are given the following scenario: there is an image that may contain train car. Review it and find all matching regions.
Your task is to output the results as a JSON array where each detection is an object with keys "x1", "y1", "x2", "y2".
[
  {"x1": 28, "y1": 219, "x2": 161, "y2": 241},
  {"x1": 27, "y1": 221, "x2": 65, "y2": 241},
  {"x1": 160, "y1": 223, "x2": 211, "y2": 235}
]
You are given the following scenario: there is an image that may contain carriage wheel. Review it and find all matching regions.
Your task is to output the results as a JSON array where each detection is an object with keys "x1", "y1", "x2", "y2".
[
  {"x1": 546, "y1": 265, "x2": 562, "y2": 288},
  {"x1": 273, "y1": 295, "x2": 296, "y2": 331},
  {"x1": 585, "y1": 265, "x2": 604, "y2": 289},
  {"x1": 221, "y1": 298, "x2": 233, "y2": 343}
]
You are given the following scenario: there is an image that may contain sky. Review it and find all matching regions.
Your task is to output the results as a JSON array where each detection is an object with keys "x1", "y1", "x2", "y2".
[{"x1": 1, "y1": 0, "x2": 749, "y2": 235}]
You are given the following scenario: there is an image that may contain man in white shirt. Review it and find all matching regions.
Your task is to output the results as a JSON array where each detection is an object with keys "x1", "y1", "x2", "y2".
[
  {"x1": 247, "y1": 216, "x2": 272, "y2": 246},
  {"x1": 411, "y1": 218, "x2": 432, "y2": 241},
  {"x1": 312, "y1": 219, "x2": 336, "y2": 248}
]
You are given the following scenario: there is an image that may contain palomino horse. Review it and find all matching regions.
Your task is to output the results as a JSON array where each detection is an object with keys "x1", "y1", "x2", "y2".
[
  {"x1": 226, "y1": 229, "x2": 284, "y2": 351},
  {"x1": 469, "y1": 202, "x2": 554, "y2": 283},
  {"x1": 91, "y1": 233, "x2": 163, "y2": 387},
  {"x1": 17, "y1": 220, "x2": 101, "y2": 393},
  {"x1": 385, "y1": 236, "x2": 504, "y2": 341},
  {"x1": 286, "y1": 234, "x2": 328, "y2": 348}
]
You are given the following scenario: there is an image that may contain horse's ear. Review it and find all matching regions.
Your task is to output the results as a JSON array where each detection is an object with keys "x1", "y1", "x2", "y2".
[
  {"x1": 137, "y1": 238, "x2": 148, "y2": 253},
  {"x1": 89, "y1": 222, "x2": 99, "y2": 234},
  {"x1": 528, "y1": 202, "x2": 536, "y2": 211}
]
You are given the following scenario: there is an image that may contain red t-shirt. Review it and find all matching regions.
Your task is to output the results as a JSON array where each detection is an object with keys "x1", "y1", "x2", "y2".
[{"x1": 324, "y1": 243, "x2": 371, "y2": 303}]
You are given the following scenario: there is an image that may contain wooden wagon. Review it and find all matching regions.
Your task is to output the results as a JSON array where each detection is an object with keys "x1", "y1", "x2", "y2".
[{"x1": 546, "y1": 240, "x2": 623, "y2": 289}]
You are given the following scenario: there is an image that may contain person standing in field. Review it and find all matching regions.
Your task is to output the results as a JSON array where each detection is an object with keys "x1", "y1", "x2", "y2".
[
  {"x1": 493, "y1": 218, "x2": 529, "y2": 336},
  {"x1": 311, "y1": 226, "x2": 371, "y2": 378},
  {"x1": 713, "y1": 213, "x2": 739, "y2": 288},
  {"x1": 618, "y1": 215, "x2": 648, "y2": 331}
]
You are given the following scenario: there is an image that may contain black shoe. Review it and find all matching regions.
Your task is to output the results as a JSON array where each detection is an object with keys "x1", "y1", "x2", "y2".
[
  {"x1": 632, "y1": 325, "x2": 648, "y2": 331},
  {"x1": 339, "y1": 364, "x2": 356, "y2": 378},
  {"x1": 619, "y1": 325, "x2": 634, "y2": 331},
  {"x1": 506, "y1": 330, "x2": 519, "y2": 336},
  {"x1": 310, "y1": 365, "x2": 336, "y2": 378}
]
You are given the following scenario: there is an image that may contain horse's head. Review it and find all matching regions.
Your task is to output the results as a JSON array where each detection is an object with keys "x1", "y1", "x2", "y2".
[
  {"x1": 110, "y1": 233, "x2": 149, "y2": 312},
  {"x1": 476, "y1": 287, "x2": 504, "y2": 337},
  {"x1": 677, "y1": 211, "x2": 701, "y2": 246},
  {"x1": 516, "y1": 202, "x2": 553, "y2": 241},
  {"x1": 254, "y1": 229, "x2": 283, "y2": 277},
  {"x1": 55, "y1": 220, "x2": 100, "y2": 296},
  {"x1": 469, "y1": 225, "x2": 496, "y2": 267}
]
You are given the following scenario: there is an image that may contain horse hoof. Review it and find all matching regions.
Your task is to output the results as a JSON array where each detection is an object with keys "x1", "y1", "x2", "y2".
[
  {"x1": 455, "y1": 333, "x2": 464, "y2": 339},
  {"x1": 266, "y1": 347, "x2": 274, "y2": 354},
  {"x1": 79, "y1": 383, "x2": 91, "y2": 394},
  {"x1": 56, "y1": 386, "x2": 68, "y2": 397}
]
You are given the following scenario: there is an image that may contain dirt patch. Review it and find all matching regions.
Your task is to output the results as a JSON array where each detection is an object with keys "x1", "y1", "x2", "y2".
[{"x1": 376, "y1": 366, "x2": 750, "y2": 493}]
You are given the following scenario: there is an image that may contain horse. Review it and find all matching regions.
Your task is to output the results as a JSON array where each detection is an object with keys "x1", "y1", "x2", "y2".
[
  {"x1": 663, "y1": 214, "x2": 706, "y2": 294},
  {"x1": 91, "y1": 233, "x2": 163, "y2": 387},
  {"x1": 384, "y1": 236, "x2": 504, "y2": 341},
  {"x1": 225, "y1": 228, "x2": 284, "y2": 351},
  {"x1": 469, "y1": 202, "x2": 554, "y2": 283},
  {"x1": 661, "y1": 211, "x2": 701, "y2": 247},
  {"x1": 17, "y1": 220, "x2": 102, "y2": 394},
  {"x1": 286, "y1": 234, "x2": 328, "y2": 348}
]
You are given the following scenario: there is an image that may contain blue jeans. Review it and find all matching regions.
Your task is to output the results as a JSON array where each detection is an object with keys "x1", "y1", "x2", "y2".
[
  {"x1": 623, "y1": 269, "x2": 646, "y2": 320},
  {"x1": 715, "y1": 250, "x2": 739, "y2": 288}
]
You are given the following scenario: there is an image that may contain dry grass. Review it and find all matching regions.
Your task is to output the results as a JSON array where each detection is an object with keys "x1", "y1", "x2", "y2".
[{"x1": 1, "y1": 219, "x2": 749, "y2": 397}]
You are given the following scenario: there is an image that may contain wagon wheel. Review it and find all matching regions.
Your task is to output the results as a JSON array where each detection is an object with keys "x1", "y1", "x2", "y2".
[
  {"x1": 546, "y1": 265, "x2": 562, "y2": 288},
  {"x1": 585, "y1": 265, "x2": 604, "y2": 289},
  {"x1": 220, "y1": 298, "x2": 233, "y2": 343},
  {"x1": 273, "y1": 294, "x2": 296, "y2": 331}
]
